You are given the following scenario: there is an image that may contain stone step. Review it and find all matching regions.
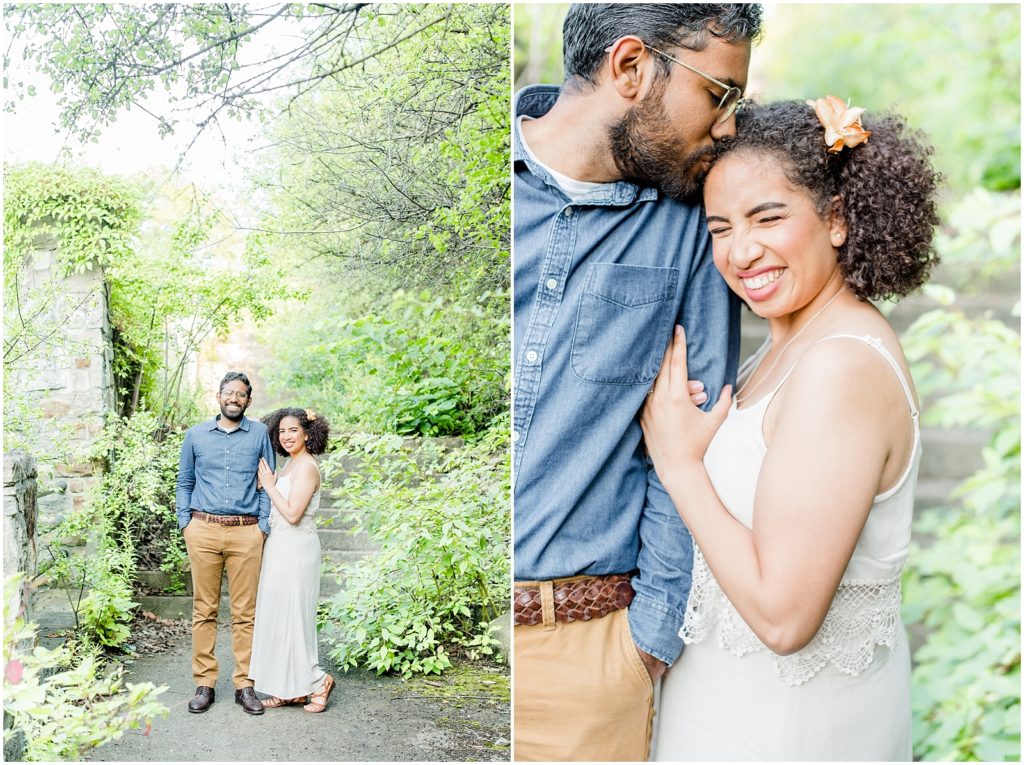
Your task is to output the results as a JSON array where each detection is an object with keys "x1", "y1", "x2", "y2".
[
  {"x1": 322, "y1": 549, "x2": 378, "y2": 570},
  {"x1": 317, "y1": 527, "x2": 378, "y2": 553},
  {"x1": 918, "y1": 426, "x2": 988, "y2": 481},
  {"x1": 913, "y1": 477, "x2": 965, "y2": 514}
]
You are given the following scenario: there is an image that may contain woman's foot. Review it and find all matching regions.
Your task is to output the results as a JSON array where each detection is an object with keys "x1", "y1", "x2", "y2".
[
  {"x1": 303, "y1": 675, "x2": 335, "y2": 713},
  {"x1": 261, "y1": 695, "x2": 307, "y2": 709}
]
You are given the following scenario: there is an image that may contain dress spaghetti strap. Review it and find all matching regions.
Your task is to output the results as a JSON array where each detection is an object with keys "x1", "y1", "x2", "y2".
[{"x1": 750, "y1": 333, "x2": 919, "y2": 420}]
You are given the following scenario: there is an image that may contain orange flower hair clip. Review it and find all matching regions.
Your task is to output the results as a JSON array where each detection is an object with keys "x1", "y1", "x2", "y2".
[
  {"x1": 304, "y1": 408, "x2": 317, "y2": 421},
  {"x1": 806, "y1": 95, "x2": 871, "y2": 154}
]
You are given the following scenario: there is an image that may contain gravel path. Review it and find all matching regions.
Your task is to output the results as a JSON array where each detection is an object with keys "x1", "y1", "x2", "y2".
[{"x1": 91, "y1": 620, "x2": 510, "y2": 762}]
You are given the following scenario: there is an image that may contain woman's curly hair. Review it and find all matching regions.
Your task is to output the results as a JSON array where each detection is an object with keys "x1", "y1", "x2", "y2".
[
  {"x1": 716, "y1": 100, "x2": 942, "y2": 301},
  {"x1": 261, "y1": 408, "x2": 330, "y2": 456}
]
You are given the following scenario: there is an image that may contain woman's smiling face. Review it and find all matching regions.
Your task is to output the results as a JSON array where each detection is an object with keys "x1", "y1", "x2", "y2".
[{"x1": 703, "y1": 150, "x2": 846, "y2": 320}]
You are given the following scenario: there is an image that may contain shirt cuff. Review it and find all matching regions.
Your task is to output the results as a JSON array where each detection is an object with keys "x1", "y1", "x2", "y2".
[
  {"x1": 627, "y1": 592, "x2": 686, "y2": 667},
  {"x1": 258, "y1": 521, "x2": 270, "y2": 535}
]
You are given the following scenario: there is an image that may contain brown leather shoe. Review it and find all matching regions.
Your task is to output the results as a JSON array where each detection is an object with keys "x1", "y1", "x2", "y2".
[
  {"x1": 188, "y1": 686, "x2": 215, "y2": 713},
  {"x1": 234, "y1": 686, "x2": 265, "y2": 715}
]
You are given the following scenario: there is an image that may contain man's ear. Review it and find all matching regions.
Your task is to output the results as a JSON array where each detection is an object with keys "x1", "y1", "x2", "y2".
[{"x1": 604, "y1": 36, "x2": 654, "y2": 101}]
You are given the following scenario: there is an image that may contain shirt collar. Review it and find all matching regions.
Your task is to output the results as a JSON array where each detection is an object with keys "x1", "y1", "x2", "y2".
[
  {"x1": 513, "y1": 84, "x2": 659, "y2": 206},
  {"x1": 210, "y1": 414, "x2": 251, "y2": 432}
]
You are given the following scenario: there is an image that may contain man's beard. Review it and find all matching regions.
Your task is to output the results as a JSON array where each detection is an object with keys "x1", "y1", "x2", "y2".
[
  {"x1": 608, "y1": 84, "x2": 715, "y2": 202},
  {"x1": 219, "y1": 402, "x2": 248, "y2": 423}
]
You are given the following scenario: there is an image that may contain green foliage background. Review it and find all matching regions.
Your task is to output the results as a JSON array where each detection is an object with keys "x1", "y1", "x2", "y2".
[
  {"x1": 513, "y1": 3, "x2": 1022, "y2": 760},
  {"x1": 251, "y1": 4, "x2": 511, "y2": 673}
]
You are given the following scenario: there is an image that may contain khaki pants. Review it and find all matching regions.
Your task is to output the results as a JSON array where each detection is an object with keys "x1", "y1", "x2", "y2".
[
  {"x1": 183, "y1": 517, "x2": 264, "y2": 688},
  {"x1": 514, "y1": 606, "x2": 654, "y2": 761}
]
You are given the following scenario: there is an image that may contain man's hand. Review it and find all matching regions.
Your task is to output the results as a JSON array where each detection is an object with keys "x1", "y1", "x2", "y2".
[{"x1": 636, "y1": 647, "x2": 666, "y2": 683}]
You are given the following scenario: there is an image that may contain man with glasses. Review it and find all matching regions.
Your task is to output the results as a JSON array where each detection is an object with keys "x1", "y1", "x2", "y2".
[
  {"x1": 176, "y1": 371, "x2": 276, "y2": 716},
  {"x1": 513, "y1": 4, "x2": 762, "y2": 760}
]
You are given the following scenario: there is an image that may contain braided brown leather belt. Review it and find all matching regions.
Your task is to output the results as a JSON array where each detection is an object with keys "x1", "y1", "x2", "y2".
[
  {"x1": 513, "y1": 573, "x2": 635, "y2": 627},
  {"x1": 192, "y1": 510, "x2": 258, "y2": 527}
]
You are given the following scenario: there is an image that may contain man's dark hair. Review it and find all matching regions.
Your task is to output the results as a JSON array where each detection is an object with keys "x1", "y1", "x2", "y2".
[
  {"x1": 562, "y1": 4, "x2": 763, "y2": 87},
  {"x1": 219, "y1": 371, "x2": 252, "y2": 397}
]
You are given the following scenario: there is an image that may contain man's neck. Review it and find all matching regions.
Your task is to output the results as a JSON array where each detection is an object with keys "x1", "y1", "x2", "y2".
[
  {"x1": 217, "y1": 414, "x2": 242, "y2": 432},
  {"x1": 520, "y1": 90, "x2": 624, "y2": 183}
]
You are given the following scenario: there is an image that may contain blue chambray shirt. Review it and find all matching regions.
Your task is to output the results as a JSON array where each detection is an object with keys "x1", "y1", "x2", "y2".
[
  {"x1": 175, "y1": 415, "x2": 276, "y2": 534},
  {"x1": 513, "y1": 85, "x2": 740, "y2": 666}
]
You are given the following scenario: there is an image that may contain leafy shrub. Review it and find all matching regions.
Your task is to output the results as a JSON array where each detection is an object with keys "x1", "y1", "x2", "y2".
[
  {"x1": 901, "y1": 291, "x2": 1020, "y2": 760},
  {"x1": 320, "y1": 426, "x2": 509, "y2": 676},
  {"x1": 39, "y1": 412, "x2": 185, "y2": 647},
  {"x1": 89, "y1": 411, "x2": 183, "y2": 570},
  {"x1": 41, "y1": 515, "x2": 137, "y2": 650},
  {"x1": 269, "y1": 288, "x2": 508, "y2": 437},
  {"x1": 3, "y1": 575, "x2": 168, "y2": 761}
]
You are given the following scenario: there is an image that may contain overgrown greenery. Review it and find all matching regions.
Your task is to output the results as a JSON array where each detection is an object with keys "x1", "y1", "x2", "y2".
[
  {"x1": 267, "y1": 288, "x2": 507, "y2": 437},
  {"x1": 3, "y1": 575, "x2": 169, "y2": 761},
  {"x1": 320, "y1": 426, "x2": 509, "y2": 677},
  {"x1": 4, "y1": 163, "x2": 290, "y2": 431},
  {"x1": 40, "y1": 412, "x2": 184, "y2": 648},
  {"x1": 901, "y1": 299, "x2": 1020, "y2": 760},
  {"x1": 899, "y1": 199, "x2": 1020, "y2": 761}
]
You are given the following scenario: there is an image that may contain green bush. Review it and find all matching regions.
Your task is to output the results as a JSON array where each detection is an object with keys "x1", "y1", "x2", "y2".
[
  {"x1": 3, "y1": 575, "x2": 168, "y2": 761},
  {"x1": 89, "y1": 411, "x2": 183, "y2": 571},
  {"x1": 269, "y1": 289, "x2": 508, "y2": 438},
  {"x1": 901, "y1": 298, "x2": 1020, "y2": 762},
  {"x1": 39, "y1": 411, "x2": 184, "y2": 648},
  {"x1": 320, "y1": 426, "x2": 509, "y2": 676}
]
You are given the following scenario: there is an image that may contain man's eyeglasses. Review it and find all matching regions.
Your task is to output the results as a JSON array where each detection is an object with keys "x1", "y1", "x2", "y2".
[
  {"x1": 607, "y1": 41, "x2": 744, "y2": 125},
  {"x1": 220, "y1": 391, "x2": 249, "y2": 402}
]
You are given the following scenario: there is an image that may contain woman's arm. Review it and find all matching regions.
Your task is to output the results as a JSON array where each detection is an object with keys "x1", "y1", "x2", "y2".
[
  {"x1": 257, "y1": 458, "x2": 320, "y2": 525},
  {"x1": 641, "y1": 326, "x2": 903, "y2": 654}
]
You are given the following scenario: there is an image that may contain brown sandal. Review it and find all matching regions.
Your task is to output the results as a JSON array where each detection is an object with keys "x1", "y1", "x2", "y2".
[
  {"x1": 261, "y1": 695, "x2": 307, "y2": 709},
  {"x1": 302, "y1": 675, "x2": 335, "y2": 713}
]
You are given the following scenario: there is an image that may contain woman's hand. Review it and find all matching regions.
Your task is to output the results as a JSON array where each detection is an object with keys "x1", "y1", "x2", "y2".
[
  {"x1": 257, "y1": 458, "x2": 276, "y2": 490},
  {"x1": 640, "y1": 325, "x2": 732, "y2": 483}
]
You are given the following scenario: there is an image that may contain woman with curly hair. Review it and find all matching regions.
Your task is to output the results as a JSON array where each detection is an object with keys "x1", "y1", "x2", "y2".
[
  {"x1": 642, "y1": 98, "x2": 941, "y2": 760},
  {"x1": 248, "y1": 407, "x2": 335, "y2": 713}
]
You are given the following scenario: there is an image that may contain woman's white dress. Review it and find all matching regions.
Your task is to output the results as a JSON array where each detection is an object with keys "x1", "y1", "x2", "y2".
[
  {"x1": 656, "y1": 334, "x2": 920, "y2": 762},
  {"x1": 249, "y1": 466, "x2": 328, "y2": 699}
]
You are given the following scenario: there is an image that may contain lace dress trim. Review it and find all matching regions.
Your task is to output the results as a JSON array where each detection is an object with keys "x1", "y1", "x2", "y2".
[{"x1": 680, "y1": 545, "x2": 903, "y2": 687}]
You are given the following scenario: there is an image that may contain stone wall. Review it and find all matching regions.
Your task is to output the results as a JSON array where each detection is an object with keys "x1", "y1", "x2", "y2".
[
  {"x1": 2, "y1": 454, "x2": 35, "y2": 765},
  {"x1": 3, "y1": 452, "x2": 37, "y2": 622},
  {"x1": 9, "y1": 234, "x2": 113, "y2": 529}
]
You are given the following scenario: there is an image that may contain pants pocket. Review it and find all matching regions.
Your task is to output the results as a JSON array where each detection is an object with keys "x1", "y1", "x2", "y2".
[{"x1": 618, "y1": 608, "x2": 655, "y2": 697}]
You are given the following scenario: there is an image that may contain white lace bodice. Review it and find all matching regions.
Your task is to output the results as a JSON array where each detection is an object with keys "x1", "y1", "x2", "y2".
[
  {"x1": 682, "y1": 334, "x2": 920, "y2": 687},
  {"x1": 268, "y1": 462, "x2": 321, "y2": 536}
]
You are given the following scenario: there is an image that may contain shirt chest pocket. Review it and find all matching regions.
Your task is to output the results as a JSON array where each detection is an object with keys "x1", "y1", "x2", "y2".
[
  {"x1": 571, "y1": 263, "x2": 679, "y2": 385},
  {"x1": 224, "y1": 443, "x2": 260, "y2": 473}
]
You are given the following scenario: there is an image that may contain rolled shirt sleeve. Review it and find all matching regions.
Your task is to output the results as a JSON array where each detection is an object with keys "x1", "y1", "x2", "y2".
[
  {"x1": 258, "y1": 432, "x2": 275, "y2": 534},
  {"x1": 629, "y1": 237, "x2": 741, "y2": 666}
]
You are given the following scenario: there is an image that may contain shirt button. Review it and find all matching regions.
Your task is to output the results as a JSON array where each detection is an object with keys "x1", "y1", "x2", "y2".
[
  {"x1": 525, "y1": 350, "x2": 539, "y2": 363},
  {"x1": 511, "y1": 430, "x2": 520, "y2": 443},
  {"x1": 545, "y1": 278, "x2": 557, "y2": 290},
  {"x1": 564, "y1": 207, "x2": 573, "y2": 217}
]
